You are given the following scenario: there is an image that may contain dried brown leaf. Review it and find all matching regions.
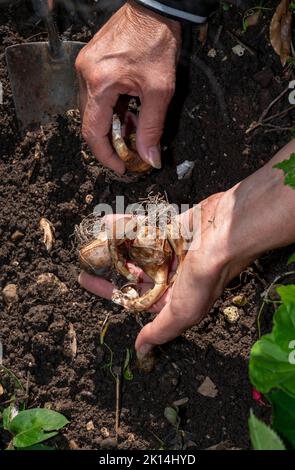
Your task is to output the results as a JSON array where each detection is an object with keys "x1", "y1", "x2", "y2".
[{"x1": 270, "y1": 0, "x2": 292, "y2": 66}]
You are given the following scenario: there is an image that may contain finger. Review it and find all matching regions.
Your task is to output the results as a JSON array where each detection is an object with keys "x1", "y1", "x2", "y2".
[
  {"x1": 79, "y1": 268, "x2": 171, "y2": 314},
  {"x1": 126, "y1": 262, "x2": 152, "y2": 283},
  {"x1": 82, "y1": 98, "x2": 125, "y2": 175},
  {"x1": 78, "y1": 271, "x2": 115, "y2": 299},
  {"x1": 135, "y1": 296, "x2": 193, "y2": 355},
  {"x1": 136, "y1": 84, "x2": 174, "y2": 169},
  {"x1": 135, "y1": 251, "x2": 211, "y2": 354}
]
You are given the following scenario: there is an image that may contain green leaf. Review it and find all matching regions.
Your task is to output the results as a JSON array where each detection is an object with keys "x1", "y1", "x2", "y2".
[
  {"x1": 248, "y1": 411, "x2": 286, "y2": 450},
  {"x1": 2, "y1": 406, "x2": 12, "y2": 431},
  {"x1": 123, "y1": 348, "x2": 133, "y2": 381},
  {"x1": 2, "y1": 406, "x2": 10, "y2": 431},
  {"x1": 268, "y1": 390, "x2": 295, "y2": 448},
  {"x1": 2, "y1": 403, "x2": 18, "y2": 431},
  {"x1": 164, "y1": 407, "x2": 179, "y2": 427},
  {"x1": 274, "y1": 153, "x2": 295, "y2": 189},
  {"x1": 123, "y1": 368, "x2": 133, "y2": 381},
  {"x1": 13, "y1": 430, "x2": 58, "y2": 448},
  {"x1": 278, "y1": 284, "x2": 295, "y2": 304},
  {"x1": 243, "y1": 18, "x2": 249, "y2": 32},
  {"x1": 9, "y1": 408, "x2": 69, "y2": 448},
  {"x1": 249, "y1": 285, "x2": 295, "y2": 398},
  {"x1": 288, "y1": 252, "x2": 295, "y2": 265}
]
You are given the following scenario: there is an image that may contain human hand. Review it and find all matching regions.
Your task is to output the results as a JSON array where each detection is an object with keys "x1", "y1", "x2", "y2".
[
  {"x1": 78, "y1": 191, "x2": 243, "y2": 357},
  {"x1": 79, "y1": 139, "x2": 295, "y2": 360},
  {"x1": 75, "y1": 0, "x2": 181, "y2": 174}
]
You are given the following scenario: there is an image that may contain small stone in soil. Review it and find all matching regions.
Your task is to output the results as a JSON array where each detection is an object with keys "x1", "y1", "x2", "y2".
[
  {"x1": 85, "y1": 194, "x2": 94, "y2": 204},
  {"x1": 223, "y1": 306, "x2": 240, "y2": 324},
  {"x1": 37, "y1": 273, "x2": 68, "y2": 295},
  {"x1": 197, "y1": 376, "x2": 218, "y2": 398},
  {"x1": 208, "y1": 48, "x2": 217, "y2": 58},
  {"x1": 232, "y1": 294, "x2": 247, "y2": 307},
  {"x1": 2, "y1": 283, "x2": 18, "y2": 305},
  {"x1": 11, "y1": 230, "x2": 24, "y2": 242},
  {"x1": 100, "y1": 427, "x2": 110, "y2": 438},
  {"x1": 86, "y1": 420, "x2": 95, "y2": 431},
  {"x1": 232, "y1": 44, "x2": 245, "y2": 56},
  {"x1": 68, "y1": 439, "x2": 79, "y2": 450}
]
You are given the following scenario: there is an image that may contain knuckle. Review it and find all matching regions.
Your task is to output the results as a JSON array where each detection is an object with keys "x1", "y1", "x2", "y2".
[
  {"x1": 150, "y1": 79, "x2": 175, "y2": 101},
  {"x1": 142, "y1": 126, "x2": 163, "y2": 141},
  {"x1": 163, "y1": 81, "x2": 176, "y2": 100},
  {"x1": 75, "y1": 53, "x2": 84, "y2": 74},
  {"x1": 88, "y1": 72, "x2": 103, "y2": 89},
  {"x1": 75, "y1": 53, "x2": 106, "y2": 88},
  {"x1": 75, "y1": 47, "x2": 90, "y2": 74}
]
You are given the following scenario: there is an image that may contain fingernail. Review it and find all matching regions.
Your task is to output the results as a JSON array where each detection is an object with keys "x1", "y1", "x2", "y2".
[
  {"x1": 147, "y1": 146, "x2": 161, "y2": 169},
  {"x1": 78, "y1": 273, "x2": 82, "y2": 285},
  {"x1": 136, "y1": 343, "x2": 153, "y2": 360}
]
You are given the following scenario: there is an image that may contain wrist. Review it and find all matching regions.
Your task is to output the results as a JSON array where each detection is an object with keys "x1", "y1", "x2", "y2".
[
  {"x1": 213, "y1": 162, "x2": 295, "y2": 278},
  {"x1": 127, "y1": 0, "x2": 182, "y2": 37}
]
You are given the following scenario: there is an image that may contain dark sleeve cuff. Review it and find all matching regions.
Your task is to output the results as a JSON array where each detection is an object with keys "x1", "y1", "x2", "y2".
[{"x1": 133, "y1": 0, "x2": 218, "y2": 23}]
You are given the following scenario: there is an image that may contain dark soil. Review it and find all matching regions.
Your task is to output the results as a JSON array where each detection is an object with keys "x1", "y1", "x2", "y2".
[{"x1": 0, "y1": 0, "x2": 294, "y2": 450}]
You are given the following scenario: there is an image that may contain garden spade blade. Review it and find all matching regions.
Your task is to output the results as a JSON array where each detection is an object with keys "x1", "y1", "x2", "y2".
[{"x1": 5, "y1": 0, "x2": 85, "y2": 129}]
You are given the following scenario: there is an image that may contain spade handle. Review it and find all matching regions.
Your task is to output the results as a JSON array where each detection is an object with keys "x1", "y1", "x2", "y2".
[{"x1": 33, "y1": 0, "x2": 62, "y2": 58}]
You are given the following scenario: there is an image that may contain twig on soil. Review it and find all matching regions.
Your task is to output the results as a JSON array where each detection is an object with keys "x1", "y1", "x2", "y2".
[
  {"x1": 225, "y1": 29, "x2": 256, "y2": 56},
  {"x1": 225, "y1": 267, "x2": 267, "y2": 292},
  {"x1": 262, "y1": 105, "x2": 295, "y2": 124},
  {"x1": 246, "y1": 86, "x2": 294, "y2": 134},
  {"x1": 114, "y1": 367, "x2": 122, "y2": 440},
  {"x1": 0, "y1": 395, "x2": 28, "y2": 407},
  {"x1": 100, "y1": 313, "x2": 111, "y2": 345},
  {"x1": 257, "y1": 270, "x2": 295, "y2": 338},
  {"x1": 191, "y1": 55, "x2": 229, "y2": 122},
  {"x1": 25, "y1": 31, "x2": 47, "y2": 42},
  {"x1": 149, "y1": 430, "x2": 166, "y2": 449},
  {"x1": 260, "y1": 87, "x2": 290, "y2": 120},
  {"x1": 264, "y1": 124, "x2": 295, "y2": 132}
]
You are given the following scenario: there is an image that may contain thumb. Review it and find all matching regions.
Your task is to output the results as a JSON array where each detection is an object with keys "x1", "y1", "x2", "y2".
[
  {"x1": 136, "y1": 87, "x2": 172, "y2": 169},
  {"x1": 135, "y1": 300, "x2": 192, "y2": 357},
  {"x1": 135, "y1": 248, "x2": 215, "y2": 357}
]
